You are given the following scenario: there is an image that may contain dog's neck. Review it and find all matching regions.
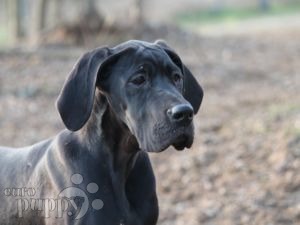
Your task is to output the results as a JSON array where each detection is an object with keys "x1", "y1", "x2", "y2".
[
  {"x1": 80, "y1": 91, "x2": 140, "y2": 180},
  {"x1": 78, "y1": 92, "x2": 141, "y2": 219}
]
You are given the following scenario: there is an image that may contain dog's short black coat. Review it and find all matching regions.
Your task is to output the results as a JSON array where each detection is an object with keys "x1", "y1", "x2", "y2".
[{"x1": 0, "y1": 40, "x2": 203, "y2": 225}]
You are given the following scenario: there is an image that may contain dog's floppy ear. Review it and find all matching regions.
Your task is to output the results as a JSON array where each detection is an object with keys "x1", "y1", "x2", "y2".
[
  {"x1": 56, "y1": 48, "x2": 110, "y2": 131},
  {"x1": 155, "y1": 40, "x2": 203, "y2": 114},
  {"x1": 56, "y1": 47, "x2": 129, "y2": 131}
]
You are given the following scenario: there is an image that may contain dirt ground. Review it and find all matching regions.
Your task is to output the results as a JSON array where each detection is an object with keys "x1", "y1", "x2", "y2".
[{"x1": 0, "y1": 25, "x2": 299, "y2": 225}]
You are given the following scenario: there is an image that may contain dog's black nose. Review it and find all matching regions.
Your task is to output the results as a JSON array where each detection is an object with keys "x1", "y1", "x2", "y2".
[{"x1": 167, "y1": 104, "x2": 194, "y2": 124}]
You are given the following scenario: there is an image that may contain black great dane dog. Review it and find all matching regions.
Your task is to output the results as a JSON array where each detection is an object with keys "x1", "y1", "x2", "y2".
[{"x1": 0, "y1": 40, "x2": 203, "y2": 225}]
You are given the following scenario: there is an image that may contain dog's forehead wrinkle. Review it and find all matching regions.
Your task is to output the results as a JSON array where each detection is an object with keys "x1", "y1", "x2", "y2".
[
  {"x1": 131, "y1": 50, "x2": 175, "y2": 72},
  {"x1": 111, "y1": 42, "x2": 176, "y2": 74}
]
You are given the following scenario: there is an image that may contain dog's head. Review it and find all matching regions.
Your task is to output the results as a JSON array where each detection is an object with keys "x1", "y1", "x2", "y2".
[{"x1": 56, "y1": 40, "x2": 203, "y2": 152}]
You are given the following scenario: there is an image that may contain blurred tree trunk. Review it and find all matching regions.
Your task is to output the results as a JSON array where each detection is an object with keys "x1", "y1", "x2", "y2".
[
  {"x1": 87, "y1": 0, "x2": 96, "y2": 13},
  {"x1": 259, "y1": 0, "x2": 270, "y2": 11},
  {"x1": 131, "y1": 0, "x2": 145, "y2": 25},
  {"x1": 82, "y1": 0, "x2": 104, "y2": 31},
  {"x1": 8, "y1": 0, "x2": 26, "y2": 42},
  {"x1": 7, "y1": 0, "x2": 17, "y2": 41},
  {"x1": 29, "y1": 0, "x2": 48, "y2": 44},
  {"x1": 211, "y1": 0, "x2": 225, "y2": 14},
  {"x1": 53, "y1": 0, "x2": 62, "y2": 25},
  {"x1": 39, "y1": 0, "x2": 47, "y2": 30}
]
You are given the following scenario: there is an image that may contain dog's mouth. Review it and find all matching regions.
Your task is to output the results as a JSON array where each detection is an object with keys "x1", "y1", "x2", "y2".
[
  {"x1": 171, "y1": 134, "x2": 193, "y2": 151},
  {"x1": 144, "y1": 124, "x2": 194, "y2": 152}
]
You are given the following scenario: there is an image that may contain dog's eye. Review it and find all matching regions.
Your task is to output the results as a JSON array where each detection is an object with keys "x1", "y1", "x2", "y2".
[
  {"x1": 172, "y1": 73, "x2": 182, "y2": 83},
  {"x1": 130, "y1": 74, "x2": 146, "y2": 86},
  {"x1": 130, "y1": 65, "x2": 148, "y2": 86}
]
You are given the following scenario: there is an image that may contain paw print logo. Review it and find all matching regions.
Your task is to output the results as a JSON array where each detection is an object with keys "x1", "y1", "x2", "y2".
[{"x1": 58, "y1": 174, "x2": 104, "y2": 220}]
